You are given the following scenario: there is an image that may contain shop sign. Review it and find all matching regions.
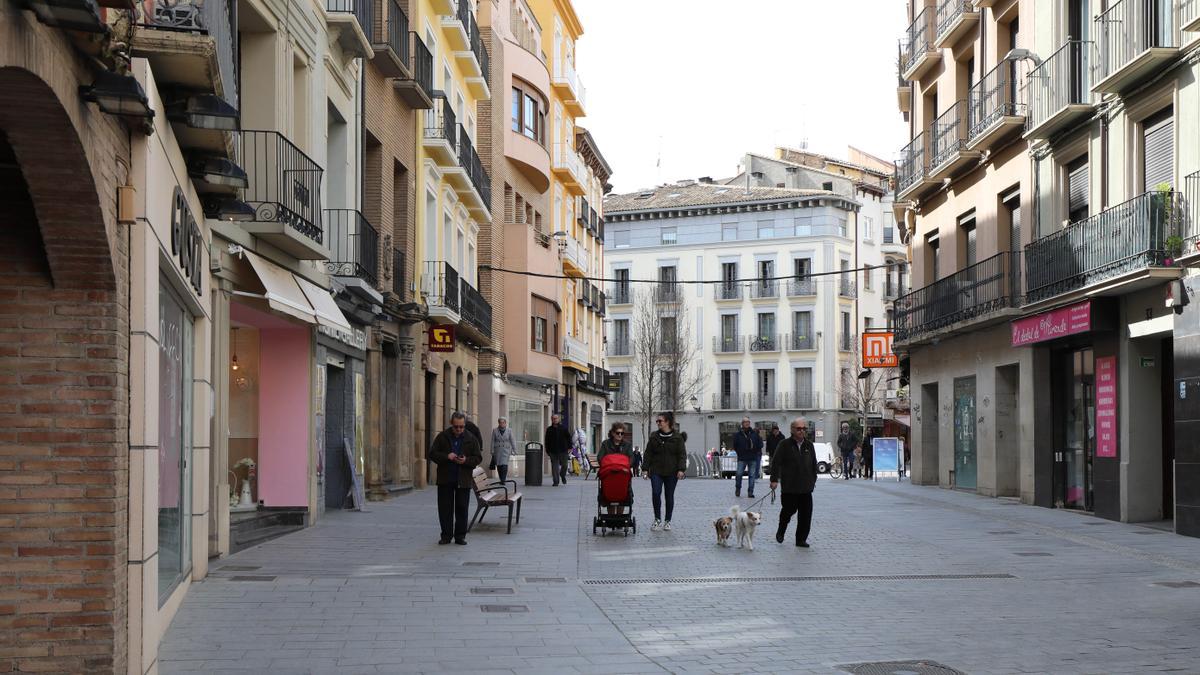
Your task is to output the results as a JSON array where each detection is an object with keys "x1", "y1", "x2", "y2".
[
  {"x1": 1095, "y1": 356, "x2": 1117, "y2": 458},
  {"x1": 318, "y1": 322, "x2": 367, "y2": 351},
  {"x1": 1011, "y1": 300, "x2": 1092, "y2": 347},
  {"x1": 862, "y1": 332, "x2": 897, "y2": 368},
  {"x1": 429, "y1": 324, "x2": 455, "y2": 352},
  {"x1": 170, "y1": 186, "x2": 203, "y2": 296},
  {"x1": 606, "y1": 376, "x2": 622, "y2": 391}
]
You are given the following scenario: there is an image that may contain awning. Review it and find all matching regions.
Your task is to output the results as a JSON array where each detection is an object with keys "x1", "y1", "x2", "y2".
[
  {"x1": 244, "y1": 251, "x2": 317, "y2": 324},
  {"x1": 296, "y1": 274, "x2": 354, "y2": 333}
]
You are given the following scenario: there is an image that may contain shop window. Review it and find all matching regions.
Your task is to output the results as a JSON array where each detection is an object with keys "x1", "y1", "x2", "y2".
[{"x1": 158, "y1": 278, "x2": 193, "y2": 605}]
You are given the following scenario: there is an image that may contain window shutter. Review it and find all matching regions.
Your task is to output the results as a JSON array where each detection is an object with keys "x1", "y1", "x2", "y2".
[
  {"x1": 1067, "y1": 160, "x2": 1088, "y2": 219},
  {"x1": 1143, "y1": 110, "x2": 1174, "y2": 192}
]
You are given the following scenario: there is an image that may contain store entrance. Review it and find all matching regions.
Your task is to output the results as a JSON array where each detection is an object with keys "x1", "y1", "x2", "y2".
[
  {"x1": 1162, "y1": 337, "x2": 1175, "y2": 520},
  {"x1": 1054, "y1": 347, "x2": 1095, "y2": 511}
]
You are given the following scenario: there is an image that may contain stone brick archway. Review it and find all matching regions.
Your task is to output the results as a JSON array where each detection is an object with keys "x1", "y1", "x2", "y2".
[{"x1": 0, "y1": 66, "x2": 117, "y2": 290}]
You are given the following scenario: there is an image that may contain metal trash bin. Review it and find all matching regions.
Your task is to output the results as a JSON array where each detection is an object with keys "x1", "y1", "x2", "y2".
[{"x1": 524, "y1": 442, "x2": 544, "y2": 486}]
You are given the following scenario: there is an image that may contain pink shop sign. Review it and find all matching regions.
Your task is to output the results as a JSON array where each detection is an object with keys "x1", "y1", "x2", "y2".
[
  {"x1": 1095, "y1": 356, "x2": 1117, "y2": 459},
  {"x1": 1011, "y1": 300, "x2": 1093, "y2": 347}
]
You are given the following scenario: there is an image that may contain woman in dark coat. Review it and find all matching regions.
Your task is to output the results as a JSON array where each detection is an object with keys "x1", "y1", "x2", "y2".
[
  {"x1": 643, "y1": 411, "x2": 687, "y2": 531},
  {"x1": 597, "y1": 422, "x2": 633, "y2": 515}
]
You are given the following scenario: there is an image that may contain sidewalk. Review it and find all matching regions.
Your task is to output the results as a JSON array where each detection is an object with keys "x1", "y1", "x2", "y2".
[{"x1": 161, "y1": 474, "x2": 1200, "y2": 674}]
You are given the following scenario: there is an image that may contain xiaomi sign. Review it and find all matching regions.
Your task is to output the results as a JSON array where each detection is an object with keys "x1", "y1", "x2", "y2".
[{"x1": 862, "y1": 332, "x2": 897, "y2": 368}]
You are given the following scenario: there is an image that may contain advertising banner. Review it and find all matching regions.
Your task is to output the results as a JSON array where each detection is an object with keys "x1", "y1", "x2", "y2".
[
  {"x1": 1095, "y1": 356, "x2": 1117, "y2": 458},
  {"x1": 872, "y1": 437, "x2": 901, "y2": 481},
  {"x1": 1011, "y1": 300, "x2": 1092, "y2": 347}
]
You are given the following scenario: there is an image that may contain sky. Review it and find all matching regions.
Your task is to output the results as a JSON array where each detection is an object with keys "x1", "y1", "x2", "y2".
[{"x1": 572, "y1": 0, "x2": 910, "y2": 194}]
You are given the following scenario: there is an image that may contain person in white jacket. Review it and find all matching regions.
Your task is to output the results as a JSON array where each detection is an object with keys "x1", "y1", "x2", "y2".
[{"x1": 489, "y1": 418, "x2": 517, "y2": 482}]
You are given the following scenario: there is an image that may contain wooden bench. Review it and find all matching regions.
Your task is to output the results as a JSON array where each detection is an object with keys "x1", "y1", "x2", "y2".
[
  {"x1": 468, "y1": 467, "x2": 523, "y2": 534},
  {"x1": 584, "y1": 453, "x2": 599, "y2": 480}
]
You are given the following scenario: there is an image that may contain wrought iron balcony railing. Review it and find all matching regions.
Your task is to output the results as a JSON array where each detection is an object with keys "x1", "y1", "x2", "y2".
[
  {"x1": 752, "y1": 393, "x2": 780, "y2": 410},
  {"x1": 750, "y1": 280, "x2": 778, "y2": 299},
  {"x1": 968, "y1": 60, "x2": 1022, "y2": 140},
  {"x1": 1024, "y1": 40, "x2": 1092, "y2": 135},
  {"x1": 608, "y1": 284, "x2": 632, "y2": 305},
  {"x1": 410, "y1": 33, "x2": 434, "y2": 94},
  {"x1": 786, "y1": 391, "x2": 819, "y2": 409},
  {"x1": 143, "y1": 0, "x2": 238, "y2": 109},
  {"x1": 465, "y1": 9, "x2": 490, "y2": 81},
  {"x1": 380, "y1": 0, "x2": 409, "y2": 67},
  {"x1": 456, "y1": 124, "x2": 492, "y2": 207},
  {"x1": 1025, "y1": 190, "x2": 1183, "y2": 304},
  {"x1": 422, "y1": 260, "x2": 460, "y2": 314},
  {"x1": 716, "y1": 282, "x2": 743, "y2": 301},
  {"x1": 787, "y1": 332, "x2": 815, "y2": 351},
  {"x1": 610, "y1": 395, "x2": 631, "y2": 411},
  {"x1": 901, "y1": 6, "x2": 936, "y2": 75},
  {"x1": 460, "y1": 278, "x2": 492, "y2": 338},
  {"x1": 895, "y1": 132, "x2": 929, "y2": 194},
  {"x1": 240, "y1": 130, "x2": 324, "y2": 245},
  {"x1": 324, "y1": 209, "x2": 379, "y2": 286},
  {"x1": 787, "y1": 278, "x2": 815, "y2": 296},
  {"x1": 1186, "y1": 170, "x2": 1200, "y2": 248},
  {"x1": 425, "y1": 96, "x2": 457, "y2": 151},
  {"x1": 712, "y1": 393, "x2": 745, "y2": 411},
  {"x1": 712, "y1": 335, "x2": 744, "y2": 354},
  {"x1": 326, "y1": 0, "x2": 374, "y2": 45},
  {"x1": 748, "y1": 334, "x2": 779, "y2": 352},
  {"x1": 1094, "y1": 0, "x2": 1181, "y2": 87},
  {"x1": 606, "y1": 338, "x2": 630, "y2": 357},
  {"x1": 930, "y1": 99, "x2": 969, "y2": 170},
  {"x1": 839, "y1": 278, "x2": 858, "y2": 298},
  {"x1": 935, "y1": 0, "x2": 973, "y2": 41},
  {"x1": 893, "y1": 251, "x2": 1020, "y2": 343}
]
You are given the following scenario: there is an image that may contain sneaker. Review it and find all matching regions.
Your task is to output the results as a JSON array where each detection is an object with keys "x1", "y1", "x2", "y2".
[
  {"x1": 651, "y1": 519, "x2": 662, "y2": 531},
  {"x1": 663, "y1": 521, "x2": 672, "y2": 531}
]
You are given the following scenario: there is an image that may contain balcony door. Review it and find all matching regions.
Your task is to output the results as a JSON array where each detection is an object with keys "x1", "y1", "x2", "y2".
[
  {"x1": 721, "y1": 262, "x2": 737, "y2": 296},
  {"x1": 757, "y1": 369, "x2": 775, "y2": 408},
  {"x1": 613, "y1": 319, "x2": 629, "y2": 354},
  {"x1": 793, "y1": 367, "x2": 813, "y2": 408},
  {"x1": 720, "y1": 369, "x2": 738, "y2": 409},
  {"x1": 792, "y1": 310, "x2": 812, "y2": 349},
  {"x1": 756, "y1": 313, "x2": 775, "y2": 347},
  {"x1": 720, "y1": 314, "x2": 738, "y2": 349}
]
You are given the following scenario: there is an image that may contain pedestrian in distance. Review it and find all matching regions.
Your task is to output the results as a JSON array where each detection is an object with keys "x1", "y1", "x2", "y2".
[
  {"x1": 837, "y1": 421, "x2": 858, "y2": 480},
  {"x1": 766, "y1": 424, "x2": 783, "y2": 468},
  {"x1": 732, "y1": 416, "x2": 764, "y2": 499},
  {"x1": 464, "y1": 415, "x2": 483, "y2": 446},
  {"x1": 644, "y1": 411, "x2": 687, "y2": 531},
  {"x1": 598, "y1": 422, "x2": 633, "y2": 515},
  {"x1": 489, "y1": 417, "x2": 517, "y2": 483},
  {"x1": 544, "y1": 413, "x2": 572, "y2": 486},
  {"x1": 429, "y1": 411, "x2": 482, "y2": 545},
  {"x1": 770, "y1": 417, "x2": 819, "y2": 548},
  {"x1": 632, "y1": 446, "x2": 643, "y2": 478},
  {"x1": 861, "y1": 430, "x2": 874, "y2": 479}
]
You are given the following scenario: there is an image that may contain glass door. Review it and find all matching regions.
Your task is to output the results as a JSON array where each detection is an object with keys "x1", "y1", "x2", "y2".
[
  {"x1": 953, "y1": 377, "x2": 977, "y2": 490},
  {"x1": 1059, "y1": 348, "x2": 1095, "y2": 510}
]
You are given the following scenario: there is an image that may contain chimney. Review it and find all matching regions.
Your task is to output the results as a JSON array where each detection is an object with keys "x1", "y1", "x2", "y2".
[{"x1": 699, "y1": 176, "x2": 714, "y2": 184}]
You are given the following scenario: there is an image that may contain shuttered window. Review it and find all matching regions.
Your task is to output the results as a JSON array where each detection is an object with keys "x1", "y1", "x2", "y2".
[
  {"x1": 1143, "y1": 109, "x2": 1174, "y2": 192},
  {"x1": 960, "y1": 213, "x2": 977, "y2": 268},
  {"x1": 1067, "y1": 158, "x2": 1089, "y2": 222}
]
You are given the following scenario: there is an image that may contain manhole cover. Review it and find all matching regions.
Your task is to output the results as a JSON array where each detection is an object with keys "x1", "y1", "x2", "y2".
[
  {"x1": 838, "y1": 659, "x2": 965, "y2": 675},
  {"x1": 462, "y1": 562, "x2": 500, "y2": 567},
  {"x1": 583, "y1": 574, "x2": 1015, "y2": 585},
  {"x1": 230, "y1": 575, "x2": 277, "y2": 582},
  {"x1": 480, "y1": 604, "x2": 528, "y2": 613},
  {"x1": 524, "y1": 577, "x2": 567, "y2": 583},
  {"x1": 470, "y1": 587, "x2": 514, "y2": 595},
  {"x1": 1013, "y1": 552, "x2": 1053, "y2": 557},
  {"x1": 987, "y1": 531, "x2": 1018, "y2": 535},
  {"x1": 1152, "y1": 581, "x2": 1200, "y2": 588},
  {"x1": 219, "y1": 565, "x2": 261, "y2": 572}
]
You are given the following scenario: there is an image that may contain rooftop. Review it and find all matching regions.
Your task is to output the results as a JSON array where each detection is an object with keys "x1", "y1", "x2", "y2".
[{"x1": 604, "y1": 181, "x2": 837, "y2": 214}]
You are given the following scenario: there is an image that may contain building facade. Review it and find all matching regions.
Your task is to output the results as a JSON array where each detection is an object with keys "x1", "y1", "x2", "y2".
[{"x1": 894, "y1": 0, "x2": 1200, "y2": 535}]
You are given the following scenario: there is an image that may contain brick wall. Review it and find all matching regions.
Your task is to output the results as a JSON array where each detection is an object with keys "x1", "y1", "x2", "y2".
[{"x1": 477, "y1": 25, "x2": 505, "y2": 369}]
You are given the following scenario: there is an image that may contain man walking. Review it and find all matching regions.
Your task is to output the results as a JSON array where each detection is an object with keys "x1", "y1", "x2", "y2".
[
  {"x1": 544, "y1": 413, "x2": 571, "y2": 486},
  {"x1": 429, "y1": 412, "x2": 482, "y2": 545},
  {"x1": 770, "y1": 417, "x2": 819, "y2": 548},
  {"x1": 765, "y1": 424, "x2": 783, "y2": 469},
  {"x1": 861, "y1": 430, "x2": 874, "y2": 479},
  {"x1": 732, "y1": 417, "x2": 764, "y2": 498},
  {"x1": 837, "y1": 421, "x2": 858, "y2": 480},
  {"x1": 490, "y1": 417, "x2": 517, "y2": 482}
]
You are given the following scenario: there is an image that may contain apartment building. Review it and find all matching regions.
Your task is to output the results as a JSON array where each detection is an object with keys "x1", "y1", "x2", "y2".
[
  {"x1": 603, "y1": 167, "x2": 893, "y2": 451},
  {"x1": 894, "y1": 0, "x2": 1200, "y2": 536}
]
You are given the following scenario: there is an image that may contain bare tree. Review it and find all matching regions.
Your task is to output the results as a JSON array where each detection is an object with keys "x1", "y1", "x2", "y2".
[
  {"x1": 628, "y1": 283, "x2": 704, "y2": 442},
  {"x1": 839, "y1": 338, "x2": 898, "y2": 426}
]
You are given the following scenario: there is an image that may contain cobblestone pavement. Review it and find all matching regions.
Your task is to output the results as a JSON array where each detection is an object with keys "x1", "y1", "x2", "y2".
[{"x1": 161, "y1": 473, "x2": 1200, "y2": 674}]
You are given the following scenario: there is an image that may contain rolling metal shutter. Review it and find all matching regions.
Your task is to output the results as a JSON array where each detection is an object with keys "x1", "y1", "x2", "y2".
[
  {"x1": 1067, "y1": 159, "x2": 1089, "y2": 220},
  {"x1": 1143, "y1": 110, "x2": 1174, "y2": 192}
]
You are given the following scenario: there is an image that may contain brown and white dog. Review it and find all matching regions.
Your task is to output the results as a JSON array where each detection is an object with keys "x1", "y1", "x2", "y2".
[
  {"x1": 713, "y1": 515, "x2": 734, "y2": 547},
  {"x1": 731, "y1": 505, "x2": 762, "y2": 550}
]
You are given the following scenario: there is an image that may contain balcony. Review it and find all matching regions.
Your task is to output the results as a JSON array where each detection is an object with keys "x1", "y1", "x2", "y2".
[
  {"x1": 238, "y1": 130, "x2": 327, "y2": 260},
  {"x1": 839, "y1": 333, "x2": 852, "y2": 352},
  {"x1": 900, "y1": 7, "x2": 939, "y2": 81},
  {"x1": 893, "y1": 251, "x2": 1021, "y2": 346},
  {"x1": 655, "y1": 283, "x2": 679, "y2": 304},
  {"x1": 132, "y1": 0, "x2": 238, "y2": 115},
  {"x1": 967, "y1": 61, "x2": 1025, "y2": 153},
  {"x1": 935, "y1": 0, "x2": 979, "y2": 48},
  {"x1": 391, "y1": 248, "x2": 407, "y2": 301},
  {"x1": 897, "y1": 44, "x2": 912, "y2": 115},
  {"x1": 715, "y1": 282, "x2": 743, "y2": 302},
  {"x1": 786, "y1": 332, "x2": 815, "y2": 351},
  {"x1": 559, "y1": 235, "x2": 589, "y2": 277},
  {"x1": 440, "y1": 0, "x2": 471, "y2": 51},
  {"x1": 394, "y1": 34, "x2": 434, "y2": 108},
  {"x1": 608, "y1": 284, "x2": 632, "y2": 305},
  {"x1": 895, "y1": 132, "x2": 935, "y2": 200},
  {"x1": 751, "y1": 393, "x2": 781, "y2": 411},
  {"x1": 1186, "y1": 171, "x2": 1200, "y2": 251},
  {"x1": 326, "y1": 0, "x2": 373, "y2": 58},
  {"x1": 1185, "y1": 0, "x2": 1200, "y2": 32},
  {"x1": 929, "y1": 100, "x2": 980, "y2": 181},
  {"x1": 712, "y1": 393, "x2": 746, "y2": 411},
  {"x1": 748, "y1": 334, "x2": 780, "y2": 353},
  {"x1": 552, "y1": 57, "x2": 587, "y2": 116},
  {"x1": 1024, "y1": 41, "x2": 1094, "y2": 140},
  {"x1": 712, "y1": 335, "x2": 744, "y2": 354},
  {"x1": 371, "y1": 0, "x2": 410, "y2": 78},
  {"x1": 1093, "y1": 0, "x2": 1182, "y2": 95},
  {"x1": 324, "y1": 209, "x2": 380, "y2": 296},
  {"x1": 422, "y1": 261, "x2": 461, "y2": 321},
  {"x1": 606, "y1": 338, "x2": 631, "y2": 357},
  {"x1": 610, "y1": 395, "x2": 631, "y2": 412},
  {"x1": 1024, "y1": 190, "x2": 1184, "y2": 306},
  {"x1": 785, "y1": 391, "x2": 819, "y2": 410},
  {"x1": 553, "y1": 143, "x2": 587, "y2": 195},
  {"x1": 459, "y1": 279, "x2": 493, "y2": 342},
  {"x1": 787, "y1": 278, "x2": 815, "y2": 297},
  {"x1": 562, "y1": 334, "x2": 588, "y2": 372},
  {"x1": 839, "y1": 278, "x2": 857, "y2": 299},
  {"x1": 445, "y1": 125, "x2": 491, "y2": 217},
  {"x1": 749, "y1": 280, "x2": 778, "y2": 300},
  {"x1": 457, "y1": 11, "x2": 490, "y2": 98},
  {"x1": 422, "y1": 96, "x2": 457, "y2": 165}
]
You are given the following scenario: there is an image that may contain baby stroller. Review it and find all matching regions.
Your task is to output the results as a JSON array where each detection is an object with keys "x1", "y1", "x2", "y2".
[{"x1": 593, "y1": 453, "x2": 636, "y2": 536}]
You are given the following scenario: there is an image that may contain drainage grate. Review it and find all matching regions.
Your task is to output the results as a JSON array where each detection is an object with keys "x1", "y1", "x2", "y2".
[
  {"x1": 1013, "y1": 552, "x2": 1053, "y2": 557},
  {"x1": 230, "y1": 575, "x2": 277, "y2": 582},
  {"x1": 219, "y1": 565, "x2": 262, "y2": 572},
  {"x1": 470, "y1": 587, "x2": 514, "y2": 595},
  {"x1": 1152, "y1": 581, "x2": 1200, "y2": 588},
  {"x1": 462, "y1": 562, "x2": 500, "y2": 567},
  {"x1": 524, "y1": 577, "x2": 567, "y2": 583},
  {"x1": 480, "y1": 604, "x2": 528, "y2": 613},
  {"x1": 582, "y1": 574, "x2": 1015, "y2": 585},
  {"x1": 838, "y1": 660, "x2": 965, "y2": 675}
]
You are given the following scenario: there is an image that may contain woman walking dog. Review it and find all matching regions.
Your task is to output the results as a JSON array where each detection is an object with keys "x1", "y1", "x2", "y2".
[{"x1": 644, "y1": 412, "x2": 686, "y2": 531}]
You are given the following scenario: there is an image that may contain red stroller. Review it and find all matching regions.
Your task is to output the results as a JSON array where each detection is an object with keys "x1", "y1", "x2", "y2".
[{"x1": 593, "y1": 453, "x2": 637, "y2": 535}]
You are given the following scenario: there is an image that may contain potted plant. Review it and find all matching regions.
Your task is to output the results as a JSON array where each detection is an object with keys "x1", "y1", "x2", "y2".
[{"x1": 1155, "y1": 182, "x2": 1181, "y2": 264}]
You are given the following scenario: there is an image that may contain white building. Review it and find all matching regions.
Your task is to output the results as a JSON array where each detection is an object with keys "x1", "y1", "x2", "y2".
[{"x1": 603, "y1": 152, "x2": 905, "y2": 452}]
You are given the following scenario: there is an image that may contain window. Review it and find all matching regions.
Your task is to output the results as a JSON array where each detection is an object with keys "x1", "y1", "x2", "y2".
[
  {"x1": 1066, "y1": 157, "x2": 1088, "y2": 223},
  {"x1": 757, "y1": 368, "x2": 774, "y2": 404},
  {"x1": 864, "y1": 317, "x2": 874, "y2": 330},
  {"x1": 722, "y1": 223, "x2": 738, "y2": 241},
  {"x1": 793, "y1": 258, "x2": 810, "y2": 280},
  {"x1": 883, "y1": 212, "x2": 895, "y2": 244},
  {"x1": 612, "y1": 319, "x2": 630, "y2": 354},
  {"x1": 793, "y1": 368, "x2": 813, "y2": 407},
  {"x1": 960, "y1": 213, "x2": 977, "y2": 269},
  {"x1": 721, "y1": 369, "x2": 738, "y2": 398},
  {"x1": 531, "y1": 295, "x2": 558, "y2": 354},
  {"x1": 659, "y1": 371, "x2": 677, "y2": 409},
  {"x1": 158, "y1": 280, "x2": 193, "y2": 604},
  {"x1": 863, "y1": 216, "x2": 874, "y2": 242},
  {"x1": 757, "y1": 312, "x2": 775, "y2": 339},
  {"x1": 841, "y1": 311, "x2": 851, "y2": 351},
  {"x1": 511, "y1": 82, "x2": 546, "y2": 146},
  {"x1": 886, "y1": 309, "x2": 894, "y2": 329},
  {"x1": 615, "y1": 268, "x2": 630, "y2": 299},
  {"x1": 659, "y1": 265, "x2": 677, "y2": 284},
  {"x1": 863, "y1": 264, "x2": 873, "y2": 291},
  {"x1": 720, "y1": 314, "x2": 738, "y2": 344},
  {"x1": 927, "y1": 234, "x2": 940, "y2": 283},
  {"x1": 794, "y1": 216, "x2": 812, "y2": 236},
  {"x1": 532, "y1": 317, "x2": 546, "y2": 351},
  {"x1": 822, "y1": 181, "x2": 834, "y2": 191},
  {"x1": 1142, "y1": 108, "x2": 1174, "y2": 191},
  {"x1": 661, "y1": 227, "x2": 677, "y2": 245},
  {"x1": 792, "y1": 310, "x2": 812, "y2": 347},
  {"x1": 612, "y1": 229, "x2": 630, "y2": 248},
  {"x1": 837, "y1": 217, "x2": 847, "y2": 238},
  {"x1": 758, "y1": 259, "x2": 773, "y2": 282},
  {"x1": 523, "y1": 94, "x2": 537, "y2": 139},
  {"x1": 661, "y1": 316, "x2": 677, "y2": 352},
  {"x1": 511, "y1": 88, "x2": 521, "y2": 132},
  {"x1": 758, "y1": 220, "x2": 774, "y2": 239}
]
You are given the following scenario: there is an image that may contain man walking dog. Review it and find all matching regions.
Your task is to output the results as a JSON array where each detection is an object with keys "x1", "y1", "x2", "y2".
[{"x1": 770, "y1": 417, "x2": 818, "y2": 548}]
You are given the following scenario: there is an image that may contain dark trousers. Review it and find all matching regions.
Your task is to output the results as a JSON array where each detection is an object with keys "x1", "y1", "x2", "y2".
[
  {"x1": 862, "y1": 454, "x2": 872, "y2": 478},
  {"x1": 841, "y1": 452, "x2": 854, "y2": 477},
  {"x1": 497, "y1": 464, "x2": 509, "y2": 483},
  {"x1": 437, "y1": 484, "x2": 470, "y2": 538},
  {"x1": 549, "y1": 453, "x2": 568, "y2": 485},
  {"x1": 649, "y1": 474, "x2": 678, "y2": 521},
  {"x1": 777, "y1": 493, "x2": 813, "y2": 544}
]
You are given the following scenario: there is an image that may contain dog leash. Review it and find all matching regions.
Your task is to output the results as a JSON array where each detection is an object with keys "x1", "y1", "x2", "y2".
[{"x1": 747, "y1": 487, "x2": 776, "y2": 511}]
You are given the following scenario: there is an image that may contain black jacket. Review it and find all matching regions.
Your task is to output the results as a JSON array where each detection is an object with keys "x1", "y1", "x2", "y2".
[
  {"x1": 837, "y1": 432, "x2": 859, "y2": 455},
  {"x1": 732, "y1": 427, "x2": 764, "y2": 461},
  {"x1": 643, "y1": 431, "x2": 687, "y2": 477},
  {"x1": 597, "y1": 438, "x2": 633, "y2": 463},
  {"x1": 769, "y1": 436, "x2": 818, "y2": 495},
  {"x1": 465, "y1": 420, "x2": 483, "y2": 446},
  {"x1": 428, "y1": 428, "x2": 483, "y2": 488},
  {"x1": 766, "y1": 431, "x2": 783, "y2": 458},
  {"x1": 544, "y1": 424, "x2": 571, "y2": 455}
]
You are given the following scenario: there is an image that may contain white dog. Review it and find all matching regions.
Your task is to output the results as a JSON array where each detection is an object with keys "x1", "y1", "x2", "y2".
[{"x1": 729, "y1": 505, "x2": 762, "y2": 550}]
